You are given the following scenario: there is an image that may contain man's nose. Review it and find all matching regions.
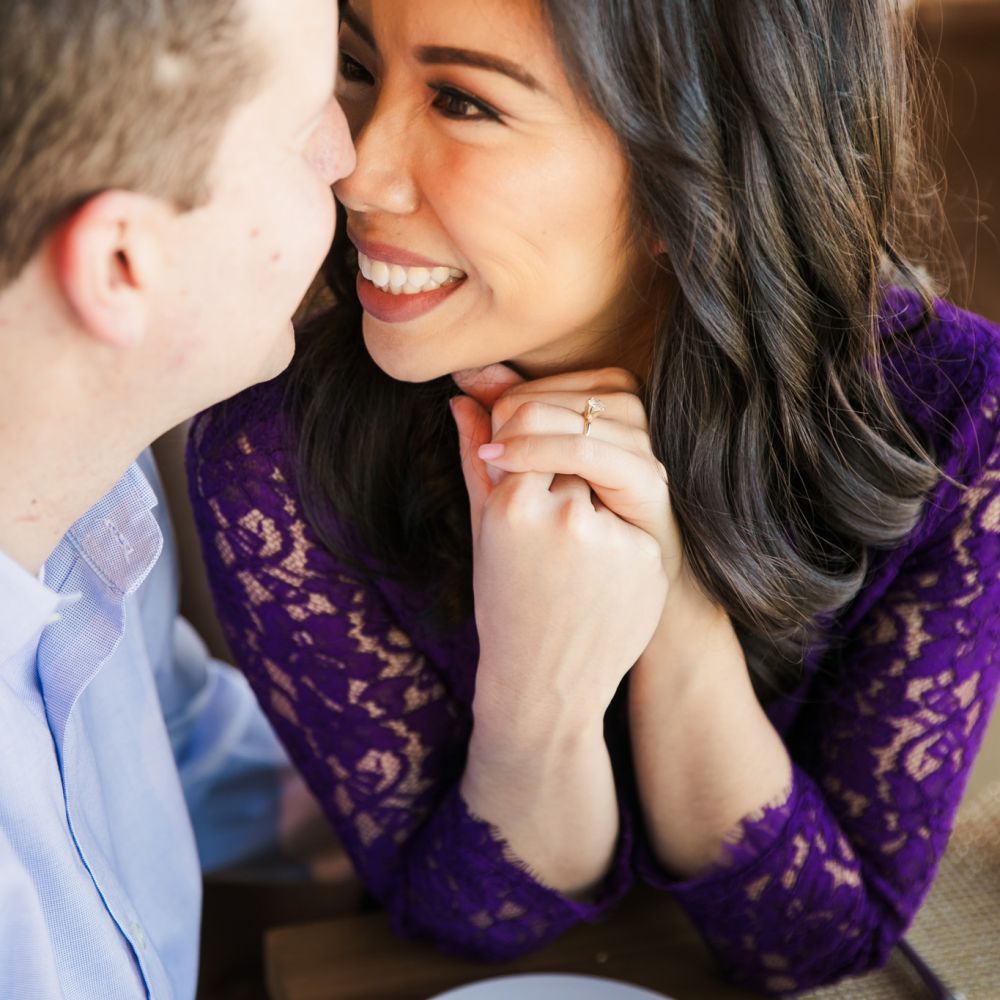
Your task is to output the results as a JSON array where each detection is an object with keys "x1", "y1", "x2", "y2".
[{"x1": 311, "y1": 97, "x2": 357, "y2": 187}]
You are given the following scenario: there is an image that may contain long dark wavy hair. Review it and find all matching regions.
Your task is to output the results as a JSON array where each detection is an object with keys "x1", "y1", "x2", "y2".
[{"x1": 286, "y1": 0, "x2": 943, "y2": 698}]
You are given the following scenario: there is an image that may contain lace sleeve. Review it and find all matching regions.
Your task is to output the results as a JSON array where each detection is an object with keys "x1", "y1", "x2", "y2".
[
  {"x1": 186, "y1": 392, "x2": 632, "y2": 960},
  {"x1": 643, "y1": 405, "x2": 1000, "y2": 993}
]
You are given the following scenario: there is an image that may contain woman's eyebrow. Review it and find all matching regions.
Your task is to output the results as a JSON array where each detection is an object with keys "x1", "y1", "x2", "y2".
[
  {"x1": 341, "y1": 4, "x2": 376, "y2": 49},
  {"x1": 415, "y1": 45, "x2": 547, "y2": 94}
]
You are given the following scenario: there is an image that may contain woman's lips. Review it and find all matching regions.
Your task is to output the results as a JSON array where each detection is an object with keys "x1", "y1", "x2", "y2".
[
  {"x1": 355, "y1": 271, "x2": 465, "y2": 324},
  {"x1": 347, "y1": 229, "x2": 452, "y2": 270},
  {"x1": 347, "y1": 232, "x2": 468, "y2": 323}
]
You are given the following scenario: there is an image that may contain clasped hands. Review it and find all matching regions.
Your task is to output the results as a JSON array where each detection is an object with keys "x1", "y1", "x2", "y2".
[{"x1": 449, "y1": 363, "x2": 692, "y2": 735}]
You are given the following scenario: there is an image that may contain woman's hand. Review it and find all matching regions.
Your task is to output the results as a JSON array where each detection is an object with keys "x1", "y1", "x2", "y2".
[
  {"x1": 464, "y1": 365, "x2": 685, "y2": 585},
  {"x1": 454, "y1": 368, "x2": 793, "y2": 881},
  {"x1": 450, "y1": 364, "x2": 668, "y2": 895},
  {"x1": 477, "y1": 367, "x2": 682, "y2": 580},
  {"x1": 450, "y1": 364, "x2": 668, "y2": 737}
]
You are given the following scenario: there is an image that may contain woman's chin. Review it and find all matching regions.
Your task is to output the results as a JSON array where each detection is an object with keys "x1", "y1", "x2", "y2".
[
  {"x1": 361, "y1": 316, "x2": 518, "y2": 386},
  {"x1": 362, "y1": 327, "x2": 451, "y2": 385}
]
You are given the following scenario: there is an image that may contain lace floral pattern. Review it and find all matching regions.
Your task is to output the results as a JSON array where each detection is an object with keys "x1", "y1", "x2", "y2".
[
  {"x1": 189, "y1": 292, "x2": 1000, "y2": 990},
  {"x1": 644, "y1": 295, "x2": 1000, "y2": 992},
  {"x1": 187, "y1": 392, "x2": 633, "y2": 961}
]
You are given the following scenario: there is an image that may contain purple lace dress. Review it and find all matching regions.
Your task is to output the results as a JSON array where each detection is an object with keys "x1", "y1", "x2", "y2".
[{"x1": 188, "y1": 289, "x2": 1000, "y2": 994}]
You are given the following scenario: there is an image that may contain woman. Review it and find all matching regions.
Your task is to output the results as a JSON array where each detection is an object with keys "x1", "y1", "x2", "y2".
[{"x1": 188, "y1": 0, "x2": 1000, "y2": 992}]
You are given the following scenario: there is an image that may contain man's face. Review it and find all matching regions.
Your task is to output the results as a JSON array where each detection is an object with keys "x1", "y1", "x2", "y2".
[{"x1": 153, "y1": 0, "x2": 355, "y2": 418}]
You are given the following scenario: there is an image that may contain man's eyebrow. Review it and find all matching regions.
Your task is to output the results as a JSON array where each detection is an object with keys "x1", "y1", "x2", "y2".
[
  {"x1": 341, "y1": 4, "x2": 376, "y2": 50},
  {"x1": 415, "y1": 46, "x2": 546, "y2": 94}
]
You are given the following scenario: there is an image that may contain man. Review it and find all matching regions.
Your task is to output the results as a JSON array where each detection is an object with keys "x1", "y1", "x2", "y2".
[{"x1": 0, "y1": 0, "x2": 354, "y2": 995}]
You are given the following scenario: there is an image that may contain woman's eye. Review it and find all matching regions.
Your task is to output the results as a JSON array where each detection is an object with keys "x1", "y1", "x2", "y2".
[
  {"x1": 430, "y1": 85, "x2": 501, "y2": 122},
  {"x1": 339, "y1": 52, "x2": 374, "y2": 86}
]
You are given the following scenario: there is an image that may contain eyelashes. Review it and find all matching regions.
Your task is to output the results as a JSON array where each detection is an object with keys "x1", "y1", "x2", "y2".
[
  {"x1": 428, "y1": 84, "x2": 501, "y2": 122},
  {"x1": 338, "y1": 52, "x2": 504, "y2": 124},
  {"x1": 339, "y1": 51, "x2": 374, "y2": 86}
]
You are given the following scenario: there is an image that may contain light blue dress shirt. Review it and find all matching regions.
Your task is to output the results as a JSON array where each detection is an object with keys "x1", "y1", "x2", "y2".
[{"x1": 0, "y1": 451, "x2": 293, "y2": 999}]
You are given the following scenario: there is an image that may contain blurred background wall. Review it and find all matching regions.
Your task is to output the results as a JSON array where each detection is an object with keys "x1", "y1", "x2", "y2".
[
  {"x1": 913, "y1": 0, "x2": 1000, "y2": 800},
  {"x1": 916, "y1": 0, "x2": 1000, "y2": 323}
]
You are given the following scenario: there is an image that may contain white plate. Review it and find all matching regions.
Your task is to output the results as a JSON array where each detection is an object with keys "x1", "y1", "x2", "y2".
[{"x1": 428, "y1": 973, "x2": 674, "y2": 1000}]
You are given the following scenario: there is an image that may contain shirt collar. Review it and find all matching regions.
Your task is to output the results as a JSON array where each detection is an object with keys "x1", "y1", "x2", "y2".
[
  {"x1": 0, "y1": 548, "x2": 63, "y2": 664},
  {"x1": 63, "y1": 460, "x2": 162, "y2": 599}
]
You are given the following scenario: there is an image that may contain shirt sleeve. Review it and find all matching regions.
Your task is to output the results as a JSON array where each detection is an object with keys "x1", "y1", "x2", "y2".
[
  {"x1": 163, "y1": 619, "x2": 305, "y2": 874},
  {"x1": 136, "y1": 448, "x2": 297, "y2": 875},
  {"x1": 639, "y1": 400, "x2": 1000, "y2": 992},
  {"x1": 185, "y1": 396, "x2": 634, "y2": 960}
]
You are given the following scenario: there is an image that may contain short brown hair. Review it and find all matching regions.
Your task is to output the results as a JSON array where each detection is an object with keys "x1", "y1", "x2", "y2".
[{"x1": 0, "y1": 0, "x2": 261, "y2": 289}]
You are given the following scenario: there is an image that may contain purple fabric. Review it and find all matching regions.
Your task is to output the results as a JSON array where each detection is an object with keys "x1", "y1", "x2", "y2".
[{"x1": 187, "y1": 288, "x2": 1000, "y2": 993}]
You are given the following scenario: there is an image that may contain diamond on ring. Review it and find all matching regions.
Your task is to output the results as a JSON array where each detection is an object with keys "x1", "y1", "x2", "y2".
[{"x1": 583, "y1": 396, "x2": 607, "y2": 437}]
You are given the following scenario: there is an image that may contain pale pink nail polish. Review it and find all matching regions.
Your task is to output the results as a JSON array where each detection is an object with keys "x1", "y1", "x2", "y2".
[{"x1": 478, "y1": 443, "x2": 505, "y2": 461}]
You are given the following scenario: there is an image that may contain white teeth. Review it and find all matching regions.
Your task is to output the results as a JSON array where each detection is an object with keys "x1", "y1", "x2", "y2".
[
  {"x1": 357, "y1": 252, "x2": 465, "y2": 295},
  {"x1": 407, "y1": 267, "x2": 430, "y2": 288},
  {"x1": 388, "y1": 265, "x2": 408, "y2": 290},
  {"x1": 370, "y1": 259, "x2": 390, "y2": 287}
]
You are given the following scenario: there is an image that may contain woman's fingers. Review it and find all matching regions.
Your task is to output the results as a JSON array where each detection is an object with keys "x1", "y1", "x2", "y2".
[
  {"x1": 452, "y1": 363, "x2": 525, "y2": 410},
  {"x1": 492, "y1": 390, "x2": 649, "y2": 438},
  {"x1": 454, "y1": 367, "x2": 670, "y2": 553},
  {"x1": 490, "y1": 398, "x2": 652, "y2": 456},
  {"x1": 454, "y1": 397, "x2": 559, "y2": 534},
  {"x1": 498, "y1": 367, "x2": 641, "y2": 398},
  {"x1": 450, "y1": 394, "x2": 496, "y2": 537},
  {"x1": 548, "y1": 472, "x2": 597, "y2": 509},
  {"x1": 479, "y1": 432, "x2": 670, "y2": 538}
]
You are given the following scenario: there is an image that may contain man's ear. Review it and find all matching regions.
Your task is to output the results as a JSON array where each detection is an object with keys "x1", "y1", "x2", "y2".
[{"x1": 53, "y1": 190, "x2": 165, "y2": 349}]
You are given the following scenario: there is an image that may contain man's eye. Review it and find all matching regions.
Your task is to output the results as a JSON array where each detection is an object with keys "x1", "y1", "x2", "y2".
[
  {"x1": 339, "y1": 52, "x2": 374, "y2": 86},
  {"x1": 429, "y1": 86, "x2": 500, "y2": 123}
]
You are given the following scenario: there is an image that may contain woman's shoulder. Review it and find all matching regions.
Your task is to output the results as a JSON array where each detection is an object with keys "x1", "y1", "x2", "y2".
[
  {"x1": 802, "y1": 291, "x2": 1000, "y2": 698},
  {"x1": 186, "y1": 370, "x2": 302, "y2": 530},
  {"x1": 881, "y1": 286, "x2": 1000, "y2": 483},
  {"x1": 191, "y1": 371, "x2": 294, "y2": 467}
]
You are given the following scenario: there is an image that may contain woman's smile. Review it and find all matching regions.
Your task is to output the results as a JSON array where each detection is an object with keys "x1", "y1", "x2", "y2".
[
  {"x1": 333, "y1": 0, "x2": 653, "y2": 382},
  {"x1": 355, "y1": 266, "x2": 466, "y2": 324},
  {"x1": 350, "y1": 230, "x2": 468, "y2": 322},
  {"x1": 358, "y1": 253, "x2": 464, "y2": 296}
]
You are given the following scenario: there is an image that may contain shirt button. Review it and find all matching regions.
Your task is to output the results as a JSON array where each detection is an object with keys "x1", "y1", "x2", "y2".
[{"x1": 130, "y1": 923, "x2": 147, "y2": 951}]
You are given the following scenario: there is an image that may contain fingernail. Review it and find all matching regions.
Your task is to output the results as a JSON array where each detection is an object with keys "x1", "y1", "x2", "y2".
[{"x1": 478, "y1": 443, "x2": 505, "y2": 461}]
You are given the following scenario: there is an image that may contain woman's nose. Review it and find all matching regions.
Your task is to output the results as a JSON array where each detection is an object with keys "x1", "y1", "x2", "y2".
[{"x1": 334, "y1": 100, "x2": 420, "y2": 216}]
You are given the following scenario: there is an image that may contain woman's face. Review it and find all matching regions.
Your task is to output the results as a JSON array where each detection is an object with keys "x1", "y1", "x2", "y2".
[{"x1": 335, "y1": 0, "x2": 655, "y2": 383}]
